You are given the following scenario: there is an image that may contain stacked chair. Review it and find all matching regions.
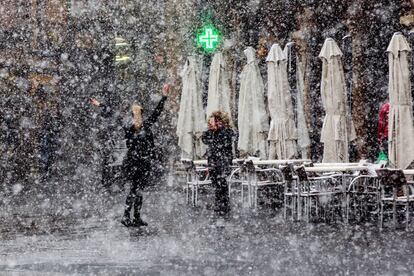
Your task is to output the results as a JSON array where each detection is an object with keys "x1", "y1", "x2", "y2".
[
  {"x1": 180, "y1": 158, "x2": 414, "y2": 229},
  {"x1": 345, "y1": 167, "x2": 414, "y2": 229},
  {"x1": 282, "y1": 164, "x2": 297, "y2": 219},
  {"x1": 294, "y1": 166, "x2": 342, "y2": 222},
  {"x1": 181, "y1": 159, "x2": 212, "y2": 206},
  {"x1": 378, "y1": 169, "x2": 414, "y2": 230},
  {"x1": 345, "y1": 172, "x2": 380, "y2": 224},
  {"x1": 239, "y1": 160, "x2": 284, "y2": 208}
]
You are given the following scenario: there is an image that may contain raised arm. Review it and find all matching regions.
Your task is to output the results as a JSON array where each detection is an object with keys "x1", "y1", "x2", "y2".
[
  {"x1": 145, "y1": 84, "x2": 170, "y2": 127},
  {"x1": 146, "y1": 96, "x2": 167, "y2": 126}
]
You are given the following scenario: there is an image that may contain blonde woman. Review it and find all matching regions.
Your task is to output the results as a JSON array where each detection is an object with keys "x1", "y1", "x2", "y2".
[{"x1": 91, "y1": 84, "x2": 170, "y2": 227}]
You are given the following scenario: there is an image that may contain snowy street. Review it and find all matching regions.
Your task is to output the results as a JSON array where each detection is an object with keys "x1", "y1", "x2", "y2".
[
  {"x1": 1, "y1": 185, "x2": 414, "y2": 275},
  {"x1": 2, "y1": 1, "x2": 414, "y2": 275}
]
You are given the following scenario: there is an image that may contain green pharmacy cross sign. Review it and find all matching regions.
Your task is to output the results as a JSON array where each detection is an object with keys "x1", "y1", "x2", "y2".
[{"x1": 197, "y1": 24, "x2": 221, "y2": 53}]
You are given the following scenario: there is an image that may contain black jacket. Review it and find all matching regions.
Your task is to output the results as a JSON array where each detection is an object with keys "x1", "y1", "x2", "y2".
[
  {"x1": 202, "y1": 128, "x2": 234, "y2": 174},
  {"x1": 122, "y1": 96, "x2": 167, "y2": 179},
  {"x1": 100, "y1": 96, "x2": 167, "y2": 181}
]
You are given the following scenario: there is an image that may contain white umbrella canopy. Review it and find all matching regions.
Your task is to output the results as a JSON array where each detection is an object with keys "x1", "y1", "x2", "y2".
[
  {"x1": 319, "y1": 38, "x2": 356, "y2": 163},
  {"x1": 266, "y1": 44, "x2": 298, "y2": 159},
  {"x1": 176, "y1": 55, "x2": 206, "y2": 159},
  {"x1": 238, "y1": 47, "x2": 269, "y2": 158},
  {"x1": 206, "y1": 52, "x2": 232, "y2": 122},
  {"x1": 386, "y1": 33, "x2": 414, "y2": 169},
  {"x1": 295, "y1": 51, "x2": 311, "y2": 158}
]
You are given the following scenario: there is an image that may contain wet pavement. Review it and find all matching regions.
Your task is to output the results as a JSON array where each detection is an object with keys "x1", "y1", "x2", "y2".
[{"x1": 1, "y1": 182, "x2": 414, "y2": 275}]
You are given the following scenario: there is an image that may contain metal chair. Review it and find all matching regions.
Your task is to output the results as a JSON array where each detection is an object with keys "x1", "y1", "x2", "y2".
[
  {"x1": 282, "y1": 164, "x2": 298, "y2": 219},
  {"x1": 182, "y1": 160, "x2": 212, "y2": 206},
  {"x1": 345, "y1": 164, "x2": 384, "y2": 223},
  {"x1": 240, "y1": 160, "x2": 284, "y2": 208},
  {"x1": 227, "y1": 159, "x2": 246, "y2": 201},
  {"x1": 295, "y1": 166, "x2": 342, "y2": 222},
  {"x1": 345, "y1": 175, "x2": 380, "y2": 223},
  {"x1": 378, "y1": 169, "x2": 414, "y2": 230},
  {"x1": 228, "y1": 166, "x2": 243, "y2": 202},
  {"x1": 240, "y1": 160, "x2": 256, "y2": 208}
]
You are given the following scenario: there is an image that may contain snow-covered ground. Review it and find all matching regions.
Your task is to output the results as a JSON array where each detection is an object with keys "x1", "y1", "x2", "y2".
[{"x1": 1, "y1": 185, "x2": 414, "y2": 275}]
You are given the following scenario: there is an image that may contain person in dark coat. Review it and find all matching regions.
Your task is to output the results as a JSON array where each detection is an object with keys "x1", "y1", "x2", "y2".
[
  {"x1": 39, "y1": 105, "x2": 62, "y2": 179},
  {"x1": 91, "y1": 84, "x2": 170, "y2": 227},
  {"x1": 202, "y1": 111, "x2": 235, "y2": 215},
  {"x1": 91, "y1": 94, "x2": 127, "y2": 190}
]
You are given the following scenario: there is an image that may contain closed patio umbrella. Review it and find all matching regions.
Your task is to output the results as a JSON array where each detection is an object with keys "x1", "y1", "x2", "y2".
[
  {"x1": 267, "y1": 44, "x2": 298, "y2": 159},
  {"x1": 319, "y1": 38, "x2": 356, "y2": 163},
  {"x1": 238, "y1": 47, "x2": 269, "y2": 158},
  {"x1": 176, "y1": 55, "x2": 206, "y2": 159},
  {"x1": 386, "y1": 33, "x2": 414, "y2": 169},
  {"x1": 295, "y1": 50, "x2": 311, "y2": 159},
  {"x1": 207, "y1": 52, "x2": 232, "y2": 122}
]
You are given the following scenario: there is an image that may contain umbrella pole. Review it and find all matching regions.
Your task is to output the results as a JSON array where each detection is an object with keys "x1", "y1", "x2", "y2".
[
  {"x1": 192, "y1": 137, "x2": 195, "y2": 160},
  {"x1": 342, "y1": 35, "x2": 353, "y2": 117},
  {"x1": 342, "y1": 35, "x2": 355, "y2": 161},
  {"x1": 408, "y1": 31, "x2": 414, "y2": 112},
  {"x1": 287, "y1": 42, "x2": 298, "y2": 129}
]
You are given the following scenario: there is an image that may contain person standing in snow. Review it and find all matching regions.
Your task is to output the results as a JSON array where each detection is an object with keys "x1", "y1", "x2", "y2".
[
  {"x1": 36, "y1": 85, "x2": 62, "y2": 180},
  {"x1": 39, "y1": 104, "x2": 62, "y2": 179},
  {"x1": 202, "y1": 111, "x2": 235, "y2": 215},
  {"x1": 91, "y1": 83, "x2": 170, "y2": 227}
]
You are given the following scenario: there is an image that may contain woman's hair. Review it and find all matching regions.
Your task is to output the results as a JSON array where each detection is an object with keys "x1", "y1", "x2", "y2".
[
  {"x1": 131, "y1": 103, "x2": 143, "y2": 130},
  {"x1": 208, "y1": 111, "x2": 232, "y2": 128}
]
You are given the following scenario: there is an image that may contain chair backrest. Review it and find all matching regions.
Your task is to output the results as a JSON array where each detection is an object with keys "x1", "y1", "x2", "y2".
[
  {"x1": 234, "y1": 159, "x2": 245, "y2": 166},
  {"x1": 388, "y1": 169, "x2": 407, "y2": 187},
  {"x1": 376, "y1": 169, "x2": 407, "y2": 187},
  {"x1": 376, "y1": 168, "x2": 388, "y2": 177},
  {"x1": 181, "y1": 159, "x2": 195, "y2": 172},
  {"x1": 281, "y1": 165, "x2": 294, "y2": 182},
  {"x1": 241, "y1": 160, "x2": 256, "y2": 174},
  {"x1": 295, "y1": 166, "x2": 309, "y2": 182}
]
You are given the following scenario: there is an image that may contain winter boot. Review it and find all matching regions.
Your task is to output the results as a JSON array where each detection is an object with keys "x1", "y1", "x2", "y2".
[
  {"x1": 131, "y1": 217, "x2": 148, "y2": 227},
  {"x1": 131, "y1": 211, "x2": 148, "y2": 227},
  {"x1": 121, "y1": 211, "x2": 132, "y2": 227}
]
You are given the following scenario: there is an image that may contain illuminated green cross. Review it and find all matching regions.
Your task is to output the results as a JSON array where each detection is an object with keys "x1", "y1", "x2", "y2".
[{"x1": 197, "y1": 25, "x2": 220, "y2": 53}]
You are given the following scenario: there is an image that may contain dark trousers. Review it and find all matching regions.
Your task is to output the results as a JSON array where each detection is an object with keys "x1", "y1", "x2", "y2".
[
  {"x1": 124, "y1": 172, "x2": 148, "y2": 219},
  {"x1": 210, "y1": 169, "x2": 230, "y2": 214},
  {"x1": 100, "y1": 145, "x2": 112, "y2": 188},
  {"x1": 124, "y1": 184, "x2": 143, "y2": 219}
]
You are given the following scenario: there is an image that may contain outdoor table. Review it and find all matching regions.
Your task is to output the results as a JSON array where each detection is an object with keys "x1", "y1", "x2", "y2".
[
  {"x1": 303, "y1": 166, "x2": 368, "y2": 192},
  {"x1": 250, "y1": 159, "x2": 311, "y2": 166},
  {"x1": 403, "y1": 169, "x2": 414, "y2": 175},
  {"x1": 404, "y1": 170, "x2": 414, "y2": 182},
  {"x1": 190, "y1": 159, "x2": 311, "y2": 208},
  {"x1": 312, "y1": 163, "x2": 368, "y2": 167},
  {"x1": 192, "y1": 159, "x2": 311, "y2": 166},
  {"x1": 301, "y1": 166, "x2": 369, "y2": 219},
  {"x1": 303, "y1": 166, "x2": 368, "y2": 173}
]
